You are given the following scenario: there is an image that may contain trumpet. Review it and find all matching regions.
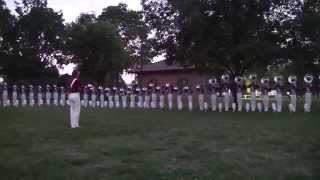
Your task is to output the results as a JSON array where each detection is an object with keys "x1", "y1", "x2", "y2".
[
  {"x1": 274, "y1": 76, "x2": 283, "y2": 83},
  {"x1": 304, "y1": 74, "x2": 313, "y2": 84},
  {"x1": 261, "y1": 77, "x2": 270, "y2": 84},
  {"x1": 221, "y1": 73, "x2": 230, "y2": 83},
  {"x1": 234, "y1": 76, "x2": 243, "y2": 84},
  {"x1": 288, "y1": 75, "x2": 297, "y2": 84}
]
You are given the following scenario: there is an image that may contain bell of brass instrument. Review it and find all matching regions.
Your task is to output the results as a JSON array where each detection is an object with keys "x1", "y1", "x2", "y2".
[
  {"x1": 234, "y1": 76, "x2": 243, "y2": 84},
  {"x1": 304, "y1": 74, "x2": 313, "y2": 84},
  {"x1": 261, "y1": 77, "x2": 270, "y2": 85},
  {"x1": 221, "y1": 73, "x2": 230, "y2": 83},
  {"x1": 288, "y1": 75, "x2": 297, "y2": 85}
]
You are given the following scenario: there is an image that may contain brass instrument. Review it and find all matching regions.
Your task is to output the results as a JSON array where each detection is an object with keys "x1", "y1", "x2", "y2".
[
  {"x1": 304, "y1": 74, "x2": 313, "y2": 84},
  {"x1": 288, "y1": 75, "x2": 297, "y2": 85}
]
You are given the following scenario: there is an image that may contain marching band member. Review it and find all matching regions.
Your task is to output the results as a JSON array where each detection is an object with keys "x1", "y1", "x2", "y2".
[
  {"x1": 53, "y1": 85, "x2": 59, "y2": 106},
  {"x1": 29, "y1": 85, "x2": 34, "y2": 107},
  {"x1": 106, "y1": 87, "x2": 113, "y2": 109},
  {"x1": 261, "y1": 77, "x2": 270, "y2": 112},
  {"x1": 196, "y1": 85, "x2": 205, "y2": 111},
  {"x1": 45, "y1": 84, "x2": 51, "y2": 106},
  {"x1": 143, "y1": 86, "x2": 150, "y2": 109},
  {"x1": 137, "y1": 88, "x2": 143, "y2": 108},
  {"x1": 60, "y1": 86, "x2": 66, "y2": 106},
  {"x1": 82, "y1": 86, "x2": 88, "y2": 108},
  {"x1": 235, "y1": 76, "x2": 244, "y2": 112},
  {"x1": 150, "y1": 83, "x2": 157, "y2": 109},
  {"x1": 12, "y1": 85, "x2": 18, "y2": 107},
  {"x1": 128, "y1": 86, "x2": 136, "y2": 109},
  {"x1": 21, "y1": 85, "x2": 27, "y2": 107},
  {"x1": 221, "y1": 74, "x2": 230, "y2": 112},
  {"x1": 37, "y1": 85, "x2": 43, "y2": 106},
  {"x1": 98, "y1": 86, "x2": 105, "y2": 108},
  {"x1": 68, "y1": 69, "x2": 81, "y2": 128},
  {"x1": 159, "y1": 86, "x2": 165, "y2": 109},
  {"x1": 2, "y1": 83, "x2": 8, "y2": 107},
  {"x1": 175, "y1": 86, "x2": 183, "y2": 111},
  {"x1": 155, "y1": 86, "x2": 161, "y2": 109},
  {"x1": 166, "y1": 83, "x2": 173, "y2": 111},
  {"x1": 184, "y1": 86, "x2": 193, "y2": 111},
  {"x1": 91, "y1": 86, "x2": 97, "y2": 108},
  {"x1": 288, "y1": 75, "x2": 297, "y2": 113},
  {"x1": 249, "y1": 74, "x2": 259, "y2": 112},
  {"x1": 113, "y1": 87, "x2": 120, "y2": 109},
  {"x1": 274, "y1": 76, "x2": 284, "y2": 112},
  {"x1": 304, "y1": 74, "x2": 313, "y2": 112},
  {"x1": 208, "y1": 78, "x2": 219, "y2": 111},
  {"x1": 120, "y1": 87, "x2": 127, "y2": 109}
]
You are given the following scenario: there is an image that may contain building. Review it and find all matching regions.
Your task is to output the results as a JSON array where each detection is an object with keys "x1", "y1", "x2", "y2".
[{"x1": 130, "y1": 61, "x2": 209, "y2": 87}]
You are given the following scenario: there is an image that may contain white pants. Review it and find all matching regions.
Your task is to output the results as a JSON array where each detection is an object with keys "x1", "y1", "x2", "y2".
[
  {"x1": 21, "y1": 94, "x2": 27, "y2": 106},
  {"x1": 144, "y1": 96, "x2": 150, "y2": 109},
  {"x1": 130, "y1": 95, "x2": 136, "y2": 108},
  {"x1": 38, "y1": 94, "x2": 43, "y2": 106},
  {"x1": 210, "y1": 94, "x2": 217, "y2": 111},
  {"x1": 46, "y1": 93, "x2": 51, "y2": 106},
  {"x1": 168, "y1": 94, "x2": 173, "y2": 110},
  {"x1": 2, "y1": 91, "x2": 8, "y2": 107},
  {"x1": 151, "y1": 93, "x2": 157, "y2": 109},
  {"x1": 177, "y1": 95, "x2": 183, "y2": 111},
  {"x1": 224, "y1": 93, "x2": 230, "y2": 111},
  {"x1": 29, "y1": 93, "x2": 34, "y2": 106},
  {"x1": 53, "y1": 93, "x2": 59, "y2": 106},
  {"x1": 100, "y1": 95, "x2": 105, "y2": 108},
  {"x1": 12, "y1": 92, "x2": 18, "y2": 107},
  {"x1": 188, "y1": 95, "x2": 193, "y2": 111},
  {"x1": 83, "y1": 94, "x2": 88, "y2": 107},
  {"x1": 159, "y1": 95, "x2": 165, "y2": 109},
  {"x1": 60, "y1": 93, "x2": 66, "y2": 106},
  {"x1": 262, "y1": 95, "x2": 269, "y2": 112},
  {"x1": 122, "y1": 96, "x2": 127, "y2": 108},
  {"x1": 290, "y1": 95, "x2": 297, "y2": 112},
  {"x1": 236, "y1": 92, "x2": 242, "y2": 112},
  {"x1": 138, "y1": 96, "x2": 143, "y2": 108},
  {"x1": 276, "y1": 94, "x2": 282, "y2": 112},
  {"x1": 305, "y1": 92, "x2": 312, "y2": 112},
  {"x1": 250, "y1": 92, "x2": 256, "y2": 112},
  {"x1": 69, "y1": 93, "x2": 81, "y2": 128},
  {"x1": 108, "y1": 96, "x2": 114, "y2": 109},
  {"x1": 198, "y1": 94, "x2": 204, "y2": 111},
  {"x1": 115, "y1": 95, "x2": 120, "y2": 108}
]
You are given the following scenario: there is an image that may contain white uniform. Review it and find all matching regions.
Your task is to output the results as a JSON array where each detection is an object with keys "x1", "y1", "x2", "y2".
[
  {"x1": 45, "y1": 85, "x2": 51, "y2": 106},
  {"x1": 53, "y1": 86, "x2": 59, "y2": 106},
  {"x1": 2, "y1": 85, "x2": 8, "y2": 107},
  {"x1": 83, "y1": 87, "x2": 88, "y2": 108},
  {"x1": 236, "y1": 84, "x2": 243, "y2": 112},
  {"x1": 159, "y1": 90, "x2": 165, "y2": 109},
  {"x1": 151, "y1": 91, "x2": 157, "y2": 109},
  {"x1": 12, "y1": 86, "x2": 18, "y2": 107},
  {"x1": 130, "y1": 91, "x2": 136, "y2": 109},
  {"x1": 99, "y1": 87, "x2": 105, "y2": 108},
  {"x1": 29, "y1": 86, "x2": 35, "y2": 107},
  {"x1": 137, "y1": 89, "x2": 143, "y2": 108},
  {"x1": 250, "y1": 83, "x2": 258, "y2": 112},
  {"x1": 91, "y1": 88, "x2": 96, "y2": 108},
  {"x1": 60, "y1": 87, "x2": 66, "y2": 106},
  {"x1": 168, "y1": 92, "x2": 173, "y2": 110},
  {"x1": 197, "y1": 86, "x2": 204, "y2": 111},
  {"x1": 177, "y1": 91, "x2": 183, "y2": 111},
  {"x1": 21, "y1": 86, "x2": 27, "y2": 107},
  {"x1": 261, "y1": 83, "x2": 269, "y2": 112},
  {"x1": 69, "y1": 77, "x2": 81, "y2": 128},
  {"x1": 37, "y1": 86, "x2": 43, "y2": 106},
  {"x1": 304, "y1": 84, "x2": 312, "y2": 112},
  {"x1": 210, "y1": 83, "x2": 219, "y2": 111},
  {"x1": 108, "y1": 90, "x2": 114, "y2": 109},
  {"x1": 275, "y1": 83, "x2": 283, "y2": 112},
  {"x1": 120, "y1": 89, "x2": 127, "y2": 109},
  {"x1": 144, "y1": 89, "x2": 150, "y2": 109}
]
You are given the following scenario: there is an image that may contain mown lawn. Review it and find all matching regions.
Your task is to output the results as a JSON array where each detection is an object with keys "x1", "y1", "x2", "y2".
[{"x1": 0, "y1": 106, "x2": 319, "y2": 180}]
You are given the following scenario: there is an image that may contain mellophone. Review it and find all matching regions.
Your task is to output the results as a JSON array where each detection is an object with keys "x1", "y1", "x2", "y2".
[{"x1": 0, "y1": 74, "x2": 318, "y2": 112}]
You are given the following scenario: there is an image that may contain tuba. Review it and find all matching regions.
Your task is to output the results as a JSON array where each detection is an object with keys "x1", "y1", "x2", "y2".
[
  {"x1": 221, "y1": 73, "x2": 230, "y2": 83},
  {"x1": 288, "y1": 75, "x2": 297, "y2": 85},
  {"x1": 234, "y1": 76, "x2": 243, "y2": 84},
  {"x1": 304, "y1": 74, "x2": 313, "y2": 84}
]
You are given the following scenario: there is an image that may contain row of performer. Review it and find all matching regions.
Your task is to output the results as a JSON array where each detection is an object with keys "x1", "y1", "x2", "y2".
[{"x1": 0, "y1": 75, "x2": 317, "y2": 112}]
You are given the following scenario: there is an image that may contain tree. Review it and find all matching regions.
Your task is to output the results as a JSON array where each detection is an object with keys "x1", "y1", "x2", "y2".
[
  {"x1": 98, "y1": 3, "x2": 154, "y2": 69},
  {"x1": 65, "y1": 13, "x2": 130, "y2": 85},
  {"x1": 142, "y1": 0, "x2": 296, "y2": 77}
]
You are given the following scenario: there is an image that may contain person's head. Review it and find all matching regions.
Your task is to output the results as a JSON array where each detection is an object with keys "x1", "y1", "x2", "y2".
[{"x1": 72, "y1": 69, "x2": 80, "y2": 78}]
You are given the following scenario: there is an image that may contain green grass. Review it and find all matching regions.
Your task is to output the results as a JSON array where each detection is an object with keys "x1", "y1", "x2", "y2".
[{"x1": 0, "y1": 106, "x2": 320, "y2": 180}]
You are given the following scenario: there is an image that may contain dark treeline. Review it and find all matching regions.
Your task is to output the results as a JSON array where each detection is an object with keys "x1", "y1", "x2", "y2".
[{"x1": 0, "y1": 0, "x2": 320, "y2": 85}]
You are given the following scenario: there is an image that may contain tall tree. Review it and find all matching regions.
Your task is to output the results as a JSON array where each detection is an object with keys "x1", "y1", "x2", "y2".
[
  {"x1": 142, "y1": 0, "x2": 294, "y2": 76},
  {"x1": 98, "y1": 3, "x2": 154, "y2": 69},
  {"x1": 65, "y1": 14, "x2": 130, "y2": 85}
]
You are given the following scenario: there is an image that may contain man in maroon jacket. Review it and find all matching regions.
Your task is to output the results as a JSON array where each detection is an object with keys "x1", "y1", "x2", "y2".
[{"x1": 68, "y1": 69, "x2": 81, "y2": 128}]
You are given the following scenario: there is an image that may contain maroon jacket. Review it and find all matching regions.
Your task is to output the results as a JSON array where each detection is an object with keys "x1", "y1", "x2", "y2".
[{"x1": 68, "y1": 78, "x2": 81, "y2": 93}]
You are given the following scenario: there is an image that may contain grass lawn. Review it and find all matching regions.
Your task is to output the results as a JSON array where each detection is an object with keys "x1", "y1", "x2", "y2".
[{"x1": 0, "y1": 106, "x2": 320, "y2": 180}]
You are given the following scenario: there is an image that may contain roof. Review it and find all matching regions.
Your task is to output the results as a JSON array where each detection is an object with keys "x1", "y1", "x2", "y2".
[{"x1": 130, "y1": 61, "x2": 195, "y2": 73}]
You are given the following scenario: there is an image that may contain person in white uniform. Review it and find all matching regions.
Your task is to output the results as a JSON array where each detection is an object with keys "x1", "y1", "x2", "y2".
[
  {"x1": 150, "y1": 84, "x2": 157, "y2": 109},
  {"x1": 208, "y1": 78, "x2": 219, "y2": 111},
  {"x1": 82, "y1": 86, "x2": 88, "y2": 108},
  {"x1": 304, "y1": 74, "x2": 313, "y2": 112},
  {"x1": 20, "y1": 85, "x2": 27, "y2": 107},
  {"x1": 68, "y1": 70, "x2": 81, "y2": 128},
  {"x1": 105, "y1": 87, "x2": 113, "y2": 109},
  {"x1": 60, "y1": 86, "x2": 66, "y2": 106},
  {"x1": 29, "y1": 85, "x2": 35, "y2": 107},
  {"x1": 261, "y1": 78, "x2": 270, "y2": 112},
  {"x1": 288, "y1": 75, "x2": 297, "y2": 113},
  {"x1": 234, "y1": 76, "x2": 244, "y2": 112},
  {"x1": 196, "y1": 85, "x2": 205, "y2": 111},
  {"x1": 2, "y1": 83, "x2": 9, "y2": 107},
  {"x1": 249, "y1": 74, "x2": 259, "y2": 112},
  {"x1": 128, "y1": 86, "x2": 136, "y2": 109},
  {"x1": 159, "y1": 86, "x2": 165, "y2": 110},
  {"x1": 136, "y1": 88, "x2": 143, "y2": 108},
  {"x1": 45, "y1": 84, "x2": 51, "y2": 106},
  {"x1": 37, "y1": 85, "x2": 43, "y2": 106},
  {"x1": 113, "y1": 87, "x2": 120, "y2": 109},
  {"x1": 12, "y1": 85, "x2": 18, "y2": 107},
  {"x1": 91, "y1": 86, "x2": 97, "y2": 108},
  {"x1": 166, "y1": 83, "x2": 173, "y2": 111},
  {"x1": 175, "y1": 86, "x2": 183, "y2": 111},
  {"x1": 221, "y1": 74, "x2": 230, "y2": 112},
  {"x1": 120, "y1": 87, "x2": 127, "y2": 109},
  {"x1": 274, "y1": 76, "x2": 283, "y2": 112},
  {"x1": 98, "y1": 86, "x2": 105, "y2": 108},
  {"x1": 183, "y1": 86, "x2": 193, "y2": 111},
  {"x1": 53, "y1": 85, "x2": 59, "y2": 106}
]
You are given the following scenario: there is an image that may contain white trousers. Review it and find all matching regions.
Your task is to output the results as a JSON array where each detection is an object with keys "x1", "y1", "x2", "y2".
[
  {"x1": 210, "y1": 94, "x2": 216, "y2": 111},
  {"x1": 305, "y1": 92, "x2": 312, "y2": 112},
  {"x1": 290, "y1": 95, "x2": 297, "y2": 112},
  {"x1": 188, "y1": 95, "x2": 193, "y2": 111},
  {"x1": 159, "y1": 95, "x2": 165, "y2": 109},
  {"x1": 29, "y1": 93, "x2": 34, "y2": 106},
  {"x1": 115, "y1": 95, "x2": 120, "y2": 108},
  {"x1": 46, "y1": 93, "x2": 51, "y2": 106},
  {"x1": 168, "y1": 94, "x2": 173, "y2": 110},
  {"x1": 38, "y1": 93, "x2": 43, "y2": 106},
  {"x1": 12, "y1": 92, "x2": 18, "y2": 107},
  {"x1": 60, "y1": 93, "x2": 66, "y2": 106},
  {"x1": 236, "y1": 92, "x2": 242, "y2": 112},
  {"x1": 151, "y1": 93, "x2": 157, "y2": 109},
  {"x1": 130, "y1": 95, "x2": 136, "y2": 108},
  {"x1": 2, "y1": 91, "x2": 8, "y2": 107},
  {"x1": 198, "y1": 94, "x2": 204, "y2": 111},
  {"x1": 108, "y1": 96, "x2": 114, "y2": 109},
  {"x1": 262, "y1": 95, "x2": 269, "y2": 112},
  {"x1": 83, "y1": 94, "x2": 88, "y2": 107},
  {"x1": 138, "y1": 96, "x2": 143, "y2": 108},
  {"x1": 122, "y1": 96, "x2": 127, "y2": 108},
  {"x1": 250, "y1": 92, "x2": 256, "y2": 112},
  {"x1": 21, "y1": 94, "x2": 27, "y2": 106},
  {"x1": 276, "y1": 94, "x2": 282, "y2": 112},
  {"x1": 224, "y1": 93, "x2": 230, "y2": 111},
  {"x1": 69, "y1": 93, "x2": 81, "y2": 128},
  {"x1": 100, "y1": 95, "x2": 105, "y2": 108},
  {"x1": 177, "y1": 95, "x2": 183, "y2": 111}
]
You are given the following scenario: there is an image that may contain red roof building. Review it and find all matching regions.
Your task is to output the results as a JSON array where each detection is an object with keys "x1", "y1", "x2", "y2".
[{"x1": 130, "y1": 61, "x2": 209, "y2": 87}]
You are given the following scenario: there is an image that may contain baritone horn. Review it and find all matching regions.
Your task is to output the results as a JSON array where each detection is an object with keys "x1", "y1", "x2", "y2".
[
  {"x1": 288, "y1": 75, "x2": 297, "y2": 84},
  {"x1": 304, "y1": 74, "x2": 313, "y2": 84}
]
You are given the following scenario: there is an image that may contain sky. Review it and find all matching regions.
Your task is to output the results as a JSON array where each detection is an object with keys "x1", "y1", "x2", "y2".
[{"x1": 5, "y1": 0, "x2": 142, "y2": 83}]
